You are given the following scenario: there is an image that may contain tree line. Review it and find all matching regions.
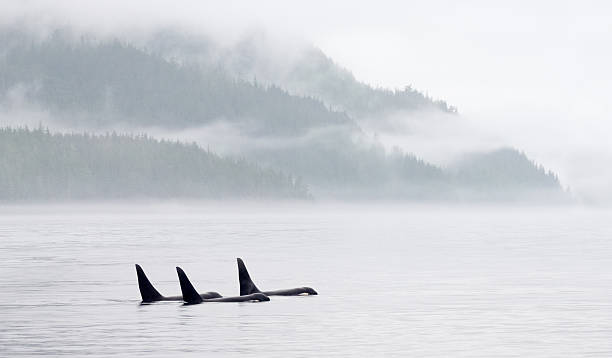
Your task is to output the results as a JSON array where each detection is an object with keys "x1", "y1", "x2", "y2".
[{"x1": 0, "y1": 127, "x2": 309, "y2": 200}]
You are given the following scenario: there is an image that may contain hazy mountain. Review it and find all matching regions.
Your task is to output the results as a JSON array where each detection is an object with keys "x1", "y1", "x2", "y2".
[
  {"x1": 453, "y1": 148, "x2": 559, "y2": 189},
  {"x1": 0, "y1": 27, "x2": 564, "y2": 201},
  {"x1": 450, "y1": 148, "x2": 563, "y2": 201}
]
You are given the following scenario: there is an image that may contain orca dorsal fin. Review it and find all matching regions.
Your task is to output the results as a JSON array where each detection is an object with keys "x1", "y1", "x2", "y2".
[
  {"x1": 135, "y1": 264, "x2": 164, "y2": 302},
  {"x1": 176, "y1": 267, "x2": 203, "y2": 304},
  {"x1": 237, "y1": 258, "x2": 262, "y2": 295}
]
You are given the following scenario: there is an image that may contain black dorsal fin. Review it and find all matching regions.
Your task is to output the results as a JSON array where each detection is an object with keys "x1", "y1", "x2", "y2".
[
  {"x1": 237, "y1": 258, "x2": 262, "y2": 295},
  {"x1": 135, "y1": 264, "x2": 164, "y2": 303},
  {"x1": 176, "y1": 267, "x2": 203, "y2": 304}
]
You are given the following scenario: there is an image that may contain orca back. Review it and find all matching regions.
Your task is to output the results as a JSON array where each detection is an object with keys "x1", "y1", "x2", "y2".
[
  {"x1": 176, "y1": 267, "x2": 204, "y2": 304},
  {"x1": 135, "y1": 264, "x2": 164, "y2": 302},
  {"x1": 237, "y1": 258, "x2": 262, "y2": 296}
]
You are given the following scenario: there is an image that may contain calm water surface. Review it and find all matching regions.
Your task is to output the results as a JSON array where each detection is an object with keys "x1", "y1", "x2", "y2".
[{"x1": 1, "y1": 203, "x2": 611, "y2": 357}]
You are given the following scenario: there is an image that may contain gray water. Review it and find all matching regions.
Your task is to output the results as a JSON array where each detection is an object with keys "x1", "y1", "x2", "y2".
[{"x1": 1, "y1": 203, "x2": 611, "y2": 357}]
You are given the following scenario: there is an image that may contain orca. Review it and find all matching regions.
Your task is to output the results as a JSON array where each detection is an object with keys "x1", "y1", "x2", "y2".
[
  {"x1": 176, "y1": 267, "x2": 270, "y2": 304},
  {"x1": 237, "y1": 258, "x2": 318, "y2": 296},
  {"x1": 136, "y1": 264, "x2": 222, "y2": 303}
]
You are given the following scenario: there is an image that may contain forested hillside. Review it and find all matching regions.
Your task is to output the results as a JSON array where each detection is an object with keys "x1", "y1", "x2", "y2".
[
  {"x1": 0, "y1": 127, "x2": 308, "y2": 200},
  {"x1": 0, "y1": 31, "x2": 353, "y2": 136}
]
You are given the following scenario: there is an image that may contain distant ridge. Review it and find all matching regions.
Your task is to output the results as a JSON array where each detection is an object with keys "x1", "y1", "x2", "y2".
[{"x1": 144, "y1": 29, "x2": 457, "y2": 117}]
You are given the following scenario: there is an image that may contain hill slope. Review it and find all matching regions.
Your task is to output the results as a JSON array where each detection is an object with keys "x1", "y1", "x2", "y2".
[
  {"x1": 450, "y1": 148, "x2": 562, "y2": 201},
  {"x1": 0, "y1": 127, "x2": 308, "y2": 200}
]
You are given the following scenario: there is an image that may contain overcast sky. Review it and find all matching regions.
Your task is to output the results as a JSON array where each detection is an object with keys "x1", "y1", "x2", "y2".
[{"x1": 3, "y1": 0, "x2": 611, "y2": 202}]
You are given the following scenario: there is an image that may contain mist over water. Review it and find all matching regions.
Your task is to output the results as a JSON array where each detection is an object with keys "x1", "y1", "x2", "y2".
[
  {"x1": 2, "y1": 1, "x2": 612, "y2": 204},
  {"x1": 1, "y1": 203, "x2": 611, "y2": 357}
]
